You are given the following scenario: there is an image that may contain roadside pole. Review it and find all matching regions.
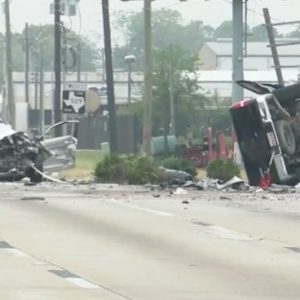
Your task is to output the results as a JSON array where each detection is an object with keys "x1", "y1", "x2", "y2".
[
  {"x1": 169, "y1": 45, "x2": 175, "y2": 136},
  {"x1": 232, "y1": 0, "x2": 244, "y2": 103},
  {"x1": 39, "y1": 45, "x2": 45, "y2": 135},
  {"x1": 25, "y1": 23, "x2": 30, "y2": 105},
  {"x1": 143, "y1": 0, "x2": 153, "y2": 155},
  {"x1": 4, "y1": 0, "x2": 15, "y2": 127},
  {"x1": 24, "y1": 23, "x2": 30, "y2": 131},
  {"x1": 102, "y1": 0, "x2": 118, "y2": 153},
  {"x1": 34, "y1": 52, "x2": 39, "y2": 109},
  {"x1": 54, "y1": 0, "x2": 62, "y2": 136},
  {"x1": 77, "y1": 41, "x2": 81, "y2": 82}
]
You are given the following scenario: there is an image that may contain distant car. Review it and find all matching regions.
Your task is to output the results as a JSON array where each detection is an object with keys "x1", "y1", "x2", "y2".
[
  {"x1": 230, "y1": 80, "x2": 300, "y2": 187},
  {"x1": 0, "y1": 120, "x2": 79, "y2": 182}
]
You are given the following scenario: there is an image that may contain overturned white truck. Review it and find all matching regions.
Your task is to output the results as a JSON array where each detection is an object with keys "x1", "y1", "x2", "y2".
[{"x1": 230, "y1": 81, "x2": 300, "y2": 187}]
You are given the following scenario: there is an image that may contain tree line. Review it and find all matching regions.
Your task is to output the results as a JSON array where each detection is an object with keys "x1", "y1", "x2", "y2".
[{"x1": 0, "y1": 24, "x2": 97, "y2": 84}]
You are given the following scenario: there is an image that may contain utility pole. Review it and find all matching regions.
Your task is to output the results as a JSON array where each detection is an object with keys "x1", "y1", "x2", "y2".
[
  {"x1": 128, "y1": 63, "x2": 132, "y2": 104},
  {"x1": 263, "y1": 8, "x2": 285, "y2": 86},
  {"x1": 169, "y1": 45, "x2": 175, "y2": 136},
  {"x1": 102, "y1": 0, "x2": 118, "y2": 153},
  {"x1": 34, "y1": 50, "x2": 39, "y2": 109},
  {"x1": 4, "y1": 0, "x2": 15, "y2": 127},
  {"x1": 232, "y1": 0, "x2": 244, "y2": 103},
  {"x1": 39, "y1": 45, "x2": 45, "y2": 135},
  {"x1": 77, "y1": 41, "x2": 81, "y2": 82},
  {"x1": 54, "y1": 0, "x2": 62, "y2": 136},
  {"x1": 25, "y1": 23, "x2": 30, "y2": 104},
  {"x1": 143, "y1": 0, "x2": 153, "y2": 155},
  {"x1": 1, "y1": 34, "x2": 6, "y2": 116}
]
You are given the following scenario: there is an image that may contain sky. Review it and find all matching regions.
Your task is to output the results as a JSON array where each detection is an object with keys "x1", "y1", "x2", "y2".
[{"x1": 1, "y1": 0, "x2": 300, "y2": 39}]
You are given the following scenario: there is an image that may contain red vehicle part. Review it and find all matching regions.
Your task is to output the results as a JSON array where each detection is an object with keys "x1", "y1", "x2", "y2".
[
  {"x1": 259, "y1": 173, "x2": 272, "y2": 190},
  {"x1": 217, "y1": 131, "x2": 227, "y2": 160}
]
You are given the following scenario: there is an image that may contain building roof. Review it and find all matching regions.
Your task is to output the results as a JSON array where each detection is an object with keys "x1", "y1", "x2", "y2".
[
  {"x1": 194, "y1": 70, "x2": 300, "y2": 84},
  {"x1": 204, "y1": 41, "x2": 300, "y2": 57}
]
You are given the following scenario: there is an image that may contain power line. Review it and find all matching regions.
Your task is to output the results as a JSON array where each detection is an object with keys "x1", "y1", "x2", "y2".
[{"x1": 219, "y1": 0, "x2": 300, "y2": 31}]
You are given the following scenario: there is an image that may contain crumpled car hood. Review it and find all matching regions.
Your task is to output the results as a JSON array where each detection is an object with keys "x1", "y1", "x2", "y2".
[
  {"x1": 0, "y1": 119, "x2": 78, "y2": 181},
  {"x1": 0, "y1": 122, "x2": 16, "y2": 140}
]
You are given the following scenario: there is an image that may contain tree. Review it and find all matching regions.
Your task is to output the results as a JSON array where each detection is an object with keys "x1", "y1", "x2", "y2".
[
  {"x1": 0, "y1": 25, "x2": 97, "y2": 85},
  {"x1": 215, "y1": 20, "x2": 255, "y2": 40},
  {"x1": 287, "y1": 25, "x2": 300, "y2": 38},
  {"x1": 113, "y1": 9, "x2": 211, "y2": 70},
  {"x1": 151, "y1": 45, "x2": 207, "y2": 137},
  {"x1": 248, "y1": 24, "x2": 267, "y2": 42},
  {"x1": 214, "y1": 21, "x2": 232, "y2": 39},
  {"x1": 24, "y1": 24, "x2": 96, "y2": 72},
  {"x1": 248, "y1": 24, "x2": 282, "y2": 42}
]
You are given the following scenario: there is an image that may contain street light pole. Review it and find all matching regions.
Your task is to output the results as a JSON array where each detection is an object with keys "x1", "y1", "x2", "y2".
[
  {"x1": 128, "y1": 63, "x2": 132, "y2": 104},
  {"x1": 124, "y1": 55, "x2": 136, "y2": 105}
]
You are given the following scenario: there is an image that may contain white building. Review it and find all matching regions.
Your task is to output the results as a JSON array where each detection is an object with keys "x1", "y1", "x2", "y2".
[
  {"x1": 8, "y1": 71, "x2": 143, "y2": 111},
  {"x1": 199, "y1": 40, "x2": 300, "y2": 71},
  {"x1": 196, "y1": 70, "x2": 300, "y2": 103}
]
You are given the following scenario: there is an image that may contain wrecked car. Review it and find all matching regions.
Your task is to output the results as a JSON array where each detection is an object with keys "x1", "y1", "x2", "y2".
[
  {"x1": 0, "y1": 120, "x2": 79, "y2": 182},
  {"x1": 230, "y1": 80, "x2": 300, "y2": 187}
]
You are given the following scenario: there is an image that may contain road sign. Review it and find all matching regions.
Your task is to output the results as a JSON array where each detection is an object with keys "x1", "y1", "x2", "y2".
[
  {"x1": 49, "y1": 0, "x2": 80, "y2": 16},
  {"x1": 62, "y1": 90, "x2": 85, "y2": 114},
  {"x1": 65, "y1": 82, "x2": 87, "y2": 91}
]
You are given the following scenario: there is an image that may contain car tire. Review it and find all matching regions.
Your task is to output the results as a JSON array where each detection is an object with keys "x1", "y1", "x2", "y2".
[
  {"x1": 26, "y1": 154, "x2": 44, "y2": 183},
  {"x1": 274, "y1": 120, "x2": 296, "y2": 155}
]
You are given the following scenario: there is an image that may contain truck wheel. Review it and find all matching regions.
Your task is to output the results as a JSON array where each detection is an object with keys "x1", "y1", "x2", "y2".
[
  {"x1": 26, "y1": 154, "x2": 44, "y2": 183},
  {"x1": 274, "y1": 120, "x2": 296, "y2": 155}
]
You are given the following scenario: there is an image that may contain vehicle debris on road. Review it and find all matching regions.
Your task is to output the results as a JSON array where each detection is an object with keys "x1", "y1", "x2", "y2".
[{"x1": 159, "y1": 167, "x2": 193, "y2": 184}]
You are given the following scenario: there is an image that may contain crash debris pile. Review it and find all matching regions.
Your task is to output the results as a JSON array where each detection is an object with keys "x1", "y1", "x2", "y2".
[
  {"x1": 0, "y1": 130, "x2": 46, "y2": 181},
  {"x1": 159, "y1": 166, "x2": 298, "y2": 194}
]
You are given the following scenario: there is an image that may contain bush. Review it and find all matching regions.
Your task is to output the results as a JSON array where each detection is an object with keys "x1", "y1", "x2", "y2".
[
  {"x1": 161, "y1": 156, "x2": 197, "y2": 177},
  {"x1": 95, "y1": 154, "x2": 163, "y2": 184},
  {"x1": 94, "y1": 154, "x2": 129, "y2": 183},
  {"x1": 206, "y1": 159, "x2": 240, "y2": 182}
]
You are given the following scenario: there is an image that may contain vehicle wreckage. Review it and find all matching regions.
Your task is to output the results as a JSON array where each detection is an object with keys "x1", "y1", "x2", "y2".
[
  {"x1": 0, "y1": 119, "x2": 79, "y2": 182},
  {"x1": 230, "y1": 81, "x2": 300, "y2": 187}
]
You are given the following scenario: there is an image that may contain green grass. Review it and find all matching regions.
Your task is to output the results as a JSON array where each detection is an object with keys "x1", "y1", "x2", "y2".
[
  {"x1": 75, "y1": 150, "x2": 103, "y2": 170},
  {"x1": 60, "y1": 150, "x2": 103, "y2": 180}
]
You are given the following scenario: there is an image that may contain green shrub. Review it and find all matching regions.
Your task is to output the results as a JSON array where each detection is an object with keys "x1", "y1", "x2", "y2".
[
  {"x1": 206, "y1": 159, "x2": 240, "y2": 182},
  {"x1": 94, "y1": 154, "x2": 128, "y2": 183},
  {"x1": 126, "y1": 156, "x2": 160, "y2": 184},
  {"x1": 95, "y1": 154, "x2": 163, "y2": 184},
  {"x1": 161, "y1": 156, "x2": 197, "y2": 177}
]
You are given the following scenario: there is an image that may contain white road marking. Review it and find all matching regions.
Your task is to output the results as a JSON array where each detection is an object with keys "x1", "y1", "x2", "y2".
[
  {"x1": 205, "y1": 226, "x2": 257, "y2": 241},
  {"x1": 107, "y1": 199, "x2": 175, "y2": 217},
  {"x1": 66, "y1": 277, "x2": 99, "y2": 289},
  {"x1": 0, "y1": 248, "x2": 29, "y2": 257},
  {"x1": 106, "y1": 199, "x2": 259, "y2": 241}
]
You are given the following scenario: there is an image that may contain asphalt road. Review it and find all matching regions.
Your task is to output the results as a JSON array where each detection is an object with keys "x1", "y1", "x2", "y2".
[{"x1": 1, "y1": 183, "x2": 300, "y2": 300}]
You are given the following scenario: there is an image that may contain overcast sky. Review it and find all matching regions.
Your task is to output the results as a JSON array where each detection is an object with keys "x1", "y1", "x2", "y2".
[{"x1": 2, "y1": 0, "x2": 300, "y2": 39}]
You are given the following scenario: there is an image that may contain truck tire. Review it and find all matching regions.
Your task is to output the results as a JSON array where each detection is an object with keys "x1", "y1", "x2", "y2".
[{"x1": 274, "y1": 120, "x2": 296, "y2": 156}]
